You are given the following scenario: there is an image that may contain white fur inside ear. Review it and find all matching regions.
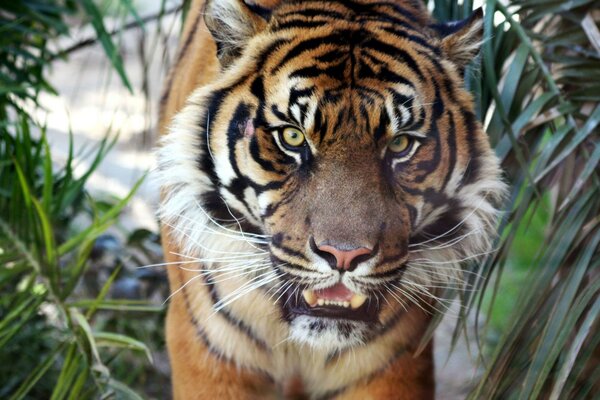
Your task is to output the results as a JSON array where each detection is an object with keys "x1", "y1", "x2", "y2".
[
  {"x1": 205, "y1": 0, "x2": 260, "y2": 59},
  {"x1": 441, "y1": 13, "x2": 484, "y2": 68}
]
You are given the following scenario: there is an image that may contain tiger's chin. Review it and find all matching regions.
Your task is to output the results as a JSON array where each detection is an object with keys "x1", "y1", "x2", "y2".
[
  {"x1": 282, "y1": 283, "x2": 383, "y2": 351},
  {"x1": 288, "y1": 316, "x2": 371, "y2": 351}
]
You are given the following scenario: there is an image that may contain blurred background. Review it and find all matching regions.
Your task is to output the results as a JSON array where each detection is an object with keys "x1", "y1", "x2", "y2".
[{"x1": 0, "y1": 0, "x2": 598, "y2": 399}]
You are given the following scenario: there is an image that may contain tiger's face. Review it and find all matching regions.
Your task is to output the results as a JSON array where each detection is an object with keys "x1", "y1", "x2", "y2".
[{"x1": 158, "y1": 0, "x2": 505, "y2": 352}]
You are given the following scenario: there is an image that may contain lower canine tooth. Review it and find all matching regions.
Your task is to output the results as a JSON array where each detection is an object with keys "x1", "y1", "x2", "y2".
[
  {"x1": 343, "y1": 301, "x2": 350, "y2": 308},
  {"x1": 317, "y1": 299, "x2": 325, "y2": 306},
  {"x1": 350, "y1": 294, "x2": 367, "y2": 309},
  {"x1": 302, "y1": 290, "x2": 317, "y2": 307}
]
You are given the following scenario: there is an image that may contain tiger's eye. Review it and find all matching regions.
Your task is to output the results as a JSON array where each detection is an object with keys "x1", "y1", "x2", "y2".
[
  {"x1": 281, "y1": 127, "x2": 306, "y2": 148},
  {"x1": 389, "y1": 135, "x2": 412, "y2": 154}
]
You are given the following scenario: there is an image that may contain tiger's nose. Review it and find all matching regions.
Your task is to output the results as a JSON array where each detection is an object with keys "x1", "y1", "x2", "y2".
[{"x1": 315, "y1": 242, "x2": 374, "y2": 271}]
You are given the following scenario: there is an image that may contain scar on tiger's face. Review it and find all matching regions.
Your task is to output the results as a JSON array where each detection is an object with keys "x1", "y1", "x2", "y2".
[{"x1": 160, "y1": 0, "x2": 504, "y2": 351}]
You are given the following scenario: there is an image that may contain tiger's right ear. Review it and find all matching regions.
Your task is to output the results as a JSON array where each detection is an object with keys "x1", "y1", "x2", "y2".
[{"x1": 204, "y1": 0, "x2": 275, "y2": 66}]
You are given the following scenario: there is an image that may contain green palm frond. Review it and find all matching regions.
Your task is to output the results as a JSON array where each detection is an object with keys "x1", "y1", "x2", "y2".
[{"x1": 429, "y1": 0, "x2": 599, "y2": 398}]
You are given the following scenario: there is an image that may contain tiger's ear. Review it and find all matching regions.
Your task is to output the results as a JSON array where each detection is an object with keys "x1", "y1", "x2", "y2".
[
  {"x1": 204, "y1": 0, "x2": 274, "y2": 66},
  {"x1": 434, "y1": 8, "x2": 484, "y2": 69}
]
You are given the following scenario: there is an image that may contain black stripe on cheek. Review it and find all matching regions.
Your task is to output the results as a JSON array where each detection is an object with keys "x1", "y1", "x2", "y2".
[
  {"x1": 442, "y1": 112, "x2": 457, "y2": 188},
  {"x1": 271, "y1": 233, "x2": 309, "y2": 262},
  {"x1": 204, "y1": 273, "x2": 270, "y2": 351},
  {"x1": 180, "y1": 273, "x2": 224, "y2": 360},
  {"x1": 432, "y1": 83, "x2": 445, "y2": 119},
  {"x1": 180, "y1": 278, "x2": 275, "y2": 382},
  {"x1": 410, "y1": 205, "x2": 465, "y2": 246},
  {"x1": 199, "y1": 90, "x2": 227, "y2": 186},
  {"x1": 249, "y1": 135, "x2": 288, "y2": 173},
  {"x1": 406, "y1": 204, "x2": 418, "y2": 228},
  {"x1": 458, "y1": 111, "x2": 481, "y2": 187},
  {"x1": 413, "y1": 129, "x2": 441, "y2": 182},
  {"x1": 373, "y1": 108, "x2": 389, "y2": 144},
  {"x1": 226, "y1": 102, "x2": 251, "y2": 179}
]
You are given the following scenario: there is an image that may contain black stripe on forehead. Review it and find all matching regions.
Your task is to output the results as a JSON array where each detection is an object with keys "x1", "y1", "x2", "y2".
[{"x1": 271, "y1": 32, "x2": 353, "y2": 72}]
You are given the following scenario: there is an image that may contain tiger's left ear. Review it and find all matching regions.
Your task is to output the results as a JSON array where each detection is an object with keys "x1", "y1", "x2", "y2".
[
  {"x1": 204, "y1": 0, "x2": 277, "y2": 66},
  {"x1": 434, "y1": 8, "x2": 484, "y2": 69}
]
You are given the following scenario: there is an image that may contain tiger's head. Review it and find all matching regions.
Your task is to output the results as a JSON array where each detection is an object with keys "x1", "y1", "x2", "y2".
[{"x1": 157, "y1": 0, "x2": 505, "y2": 352}]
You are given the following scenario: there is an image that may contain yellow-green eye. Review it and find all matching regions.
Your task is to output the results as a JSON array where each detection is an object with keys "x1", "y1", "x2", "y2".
[
  {"x1": 389, "y1": 135, "x2": 412, "y2": 154},
  {"x1": 281, "y1": 127, "x2": 306, "y2": 148}
]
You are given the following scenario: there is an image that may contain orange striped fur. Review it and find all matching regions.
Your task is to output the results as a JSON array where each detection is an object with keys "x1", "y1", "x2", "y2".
[{"x1": 157, "y1": 1, "x2": 504, "y2": 398}]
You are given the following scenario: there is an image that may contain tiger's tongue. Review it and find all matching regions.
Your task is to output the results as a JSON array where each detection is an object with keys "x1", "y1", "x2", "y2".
[{"x1": 315, "y1": 283, "x2": 354, "y2": 301}]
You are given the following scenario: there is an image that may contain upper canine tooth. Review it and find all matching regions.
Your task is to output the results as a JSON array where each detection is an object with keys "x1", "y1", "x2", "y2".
[
  {"x1": 350, "y1": 294, "x2": 367, "y2": 309},
  {"x1": 303, "y1": 290, "x2": 317, "y2": 307}
]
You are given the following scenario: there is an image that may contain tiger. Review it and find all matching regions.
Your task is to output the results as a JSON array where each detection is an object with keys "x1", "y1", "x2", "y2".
[{"x1": 156, "y1": 0, "x2": 505, "y2": 398}]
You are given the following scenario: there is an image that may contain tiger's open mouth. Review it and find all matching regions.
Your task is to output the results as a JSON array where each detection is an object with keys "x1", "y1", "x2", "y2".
[{"x1": 284, "y1": 283, "x2": 380, "y2": 322}]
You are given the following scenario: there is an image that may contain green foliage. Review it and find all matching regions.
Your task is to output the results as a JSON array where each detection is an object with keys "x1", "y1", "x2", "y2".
[
  {"x1": 0, "y1": 1, "x2": 164, "y2": 399},
  {"x1": 427, "y1": 0, "x2": 599, "y2": 398}
]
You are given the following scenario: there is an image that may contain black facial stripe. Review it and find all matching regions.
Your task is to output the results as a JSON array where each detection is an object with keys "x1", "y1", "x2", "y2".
[
  {"x1": 249, "y1": 135, "x2": 290, "y2": 172},
  {"x1": 373, "y1": 108, "x2": 389, "y2": 144},
  {"x1": 371, "y1": 258, "x2": 407, "y2": 275},
  {"x1": 270, "y1": 104, "x2": 291, "y2": 123},
  {"x1": 410, "y1": 206, "x2": 465, "y2": 246},
  {"x1": 226, "y1": 102, "x2": 251, "y2": 179},
  {"x1": 411, "y1": 122, "x2": 441, "y2": 183},
  {"x1": 205, "y1": 273, "x2": 270, "y2": 351},
  {"x1": 201, "y1": 190, "x2": 252, "y2": 231},
  {"x1": 179, "y1": 271, "x2": 274, "y2": 383},
  {"x1": 261, "y1": 186, "x2": 297, "y2": 218},
  {"x1": 390, "y1": 89, "x2": 415, "y2": 128},
  {"x1": 255, "y1": 38, "x2": 292, "y2": 68},
  {"x1": 362, "y1": 1, "x2": 422, "y2": 24},
  {"x1": 289, "y1": 86, "x2": 315, "y2": 106},
  {"x1": 289, "y1": 63, "x2": 347, "y2": 80},
  {"x1": 406, "y1": 203, "x2": 418, "y2": 228},
  {"x1": 355, "y1": 85, "x2": 387, "y2": 102},
  {"x1": 272, "y1": 32, "x2": 353, "y2": 72},
  {"x1": 378, "y1": 25, "x2": 439, "y2": 54},
  {"x1": 202, "y1": 90, "x2": 227, "y2": 184},
  {"x1": 276, "y1": 8, "x2": 348, "y2": 21},
  {"x1": 270, "y1": 255, "x2": 321, "y2": 281},
  {"x1": 275, "y1": 19, "x2": 330, "y2": 30},
  {"x1": 271, "y1": 234, "x2": 309, "y2": 262},
  {"x1": 458, "y1": 110, "x2": 481, "y2": 187},
  {"x1": 442, "y1": 112, "x2": 457, "y2": 188},
  {"x1": 180, "y1": 272, "x2": 224, "y2": 358},
  {"x1": 361, "y1": 38, "x2": 424, "y2": 81}
]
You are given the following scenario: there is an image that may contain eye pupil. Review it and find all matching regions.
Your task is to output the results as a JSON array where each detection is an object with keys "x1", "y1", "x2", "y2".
[
  {"x1": 282, "y1": 127, "x2": 306, "y2": 148},
  {"x1": 389, "y1": 135, "x2": 413, "y2": 155}
]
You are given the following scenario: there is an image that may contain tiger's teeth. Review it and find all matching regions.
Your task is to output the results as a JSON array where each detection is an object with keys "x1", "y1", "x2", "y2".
[
  {"x1": 302, "y1": 290, "x2": 317, "y2": 307},
  {"x1": 350, "y1": 294, "x2": 367, "y2": 309},
  {"x1": 317, "y1": 298, "x2": 325, "y2": 306}
]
